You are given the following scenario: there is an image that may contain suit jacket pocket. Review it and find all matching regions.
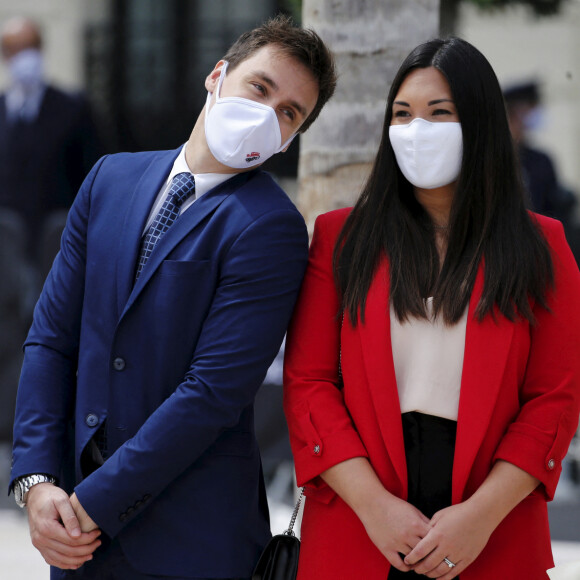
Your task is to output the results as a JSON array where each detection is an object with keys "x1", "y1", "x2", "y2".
[{"x1": 159, "y1": 259, "x2": 211, "y2": 277}]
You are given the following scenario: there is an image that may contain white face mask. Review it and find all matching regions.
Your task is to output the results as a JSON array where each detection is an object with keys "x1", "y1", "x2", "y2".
[
  {"x1": 8, "y1": 48, "x2": 44, "y2": 89},
  {"x1": 389, "y1": 118, "x2": 463, "y2": 189},
  {"x1": 204, "y1": 62, "x2": 295, "y2": 169}
]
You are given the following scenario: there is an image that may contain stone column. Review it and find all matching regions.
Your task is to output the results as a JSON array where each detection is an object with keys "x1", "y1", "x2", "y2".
[{"x1": 298, "y1": 0, "x2": 440, "y2": 233}]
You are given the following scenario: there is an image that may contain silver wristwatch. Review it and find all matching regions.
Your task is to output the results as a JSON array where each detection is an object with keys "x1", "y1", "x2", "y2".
[{"x1": 13, "y1": 474, "x2": 57, "y2": 508}]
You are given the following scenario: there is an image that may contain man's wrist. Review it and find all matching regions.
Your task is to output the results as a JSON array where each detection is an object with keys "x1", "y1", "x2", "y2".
[{"x1": 13, "y1": 474, "x2": 57, "y2": 508}]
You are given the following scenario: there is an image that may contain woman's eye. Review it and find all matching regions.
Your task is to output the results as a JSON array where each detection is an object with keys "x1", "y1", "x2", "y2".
[
  {"x1": 393, "y1": 110, "x2": 409, "y2": 118},
  {"x1": 433, "y1": 108, "x2": 452, "y2": 116}
]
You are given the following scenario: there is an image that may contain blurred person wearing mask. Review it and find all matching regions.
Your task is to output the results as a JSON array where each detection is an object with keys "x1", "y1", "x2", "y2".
[
  {"x1": 504, "y1": 81, "x2": 576, "y2": 228},
  {"x1": 0, "y1": 16, "x2": 103, "y2": 272}
]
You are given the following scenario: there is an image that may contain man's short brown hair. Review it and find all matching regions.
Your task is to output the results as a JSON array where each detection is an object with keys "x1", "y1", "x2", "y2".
[{"x1": 223, "y1": 14, "x2": 336, "y2": 133}]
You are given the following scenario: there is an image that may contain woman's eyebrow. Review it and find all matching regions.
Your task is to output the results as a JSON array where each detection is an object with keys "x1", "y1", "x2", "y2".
[{"x1": 428, "y1": 98, "x2": 454, "y2": 106}]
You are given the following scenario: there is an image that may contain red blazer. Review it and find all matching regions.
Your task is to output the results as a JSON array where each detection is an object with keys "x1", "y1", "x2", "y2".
[{"x1": 284, "y1": 208, "x2": 580, "y2": 580}]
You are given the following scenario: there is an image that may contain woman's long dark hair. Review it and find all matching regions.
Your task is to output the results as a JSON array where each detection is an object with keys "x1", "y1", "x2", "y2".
[{"x1": 334, "y1": 37, "x2": 553, "y2": 326}]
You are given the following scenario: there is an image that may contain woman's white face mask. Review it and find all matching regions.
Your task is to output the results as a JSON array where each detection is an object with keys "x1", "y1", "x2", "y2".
[
  {"x1": 204, "y1": 62, "x2": 295, "y2": 169},
  {"x1": 389, "y1": 118, "x2": 463, "y2": 190}
]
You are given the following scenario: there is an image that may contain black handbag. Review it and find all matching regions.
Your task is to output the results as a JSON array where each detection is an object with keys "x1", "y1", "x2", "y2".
[{"x1": 252, "y1": 488, "x2": 304, "y2": 580}]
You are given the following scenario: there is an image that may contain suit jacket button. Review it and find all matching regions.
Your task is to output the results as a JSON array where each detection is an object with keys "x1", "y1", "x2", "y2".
[
  {"x1": 547, "y1": 459, "x2": 555, "y2": 470},
  {"x1": 119, "y1": 512, "x2": 128, "y2": 522},
  {"x1": 85, "y1": 413, "x2": 99, "y2": 428},
  {"x1": 313, "y1": 444, "x2": 321, "y2": 455},
  {"x1": 113, "y1": 357, "x2": 126, "y2": 371}
]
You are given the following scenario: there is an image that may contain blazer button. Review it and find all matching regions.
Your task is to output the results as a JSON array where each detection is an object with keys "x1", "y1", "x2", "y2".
[
  {"x1": 119, "y1": 512, "x2": 128, "y2": 522},
  {"x1": 313, "y1": 444, "x2": 321, "y2": 455},
  {"x1": 547, "y1": 459, "x2": 555, "y2": 470},
  {"x1": 85, "y1": 413, "x2": 99, "y2": 428},
  {"x1": 113, "y1": 357, "x2": 126, "y2": 371}
]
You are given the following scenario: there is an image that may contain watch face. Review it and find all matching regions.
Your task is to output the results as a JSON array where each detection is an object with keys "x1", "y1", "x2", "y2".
[{"x1": 14, "y1": 481, "x2": 25, "y2": 506}]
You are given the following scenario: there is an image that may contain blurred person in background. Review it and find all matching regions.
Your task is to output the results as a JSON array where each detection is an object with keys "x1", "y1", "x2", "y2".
[
  {"x1": 503, "y1": 81, "x2": 576, "y2": 228},
  {"x1": 0, "y1": 14, "x2": 105, "y2": 506},
  {"x1": 0, "y1": 16, "x2": 104, "y2": 283}
]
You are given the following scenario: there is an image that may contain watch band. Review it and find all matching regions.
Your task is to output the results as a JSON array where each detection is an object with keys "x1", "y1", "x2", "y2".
[{"x1": 14, "y1": 474, "x2": 57, "y2": 508}]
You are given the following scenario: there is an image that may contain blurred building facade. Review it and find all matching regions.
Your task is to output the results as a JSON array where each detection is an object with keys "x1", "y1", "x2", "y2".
[{"x1": 458, "y1": 1, "x2": 580, "y2": 218}]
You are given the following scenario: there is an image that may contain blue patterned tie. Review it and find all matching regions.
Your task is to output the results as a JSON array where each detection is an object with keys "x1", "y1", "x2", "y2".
[{"x1": 135, "y1": 172, "x2": 196, "y2": 281}]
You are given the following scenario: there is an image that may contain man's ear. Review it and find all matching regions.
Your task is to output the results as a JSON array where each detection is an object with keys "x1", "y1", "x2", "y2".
[{"x1": 204, "y1": 60, "x2": 226, "y2": 93}]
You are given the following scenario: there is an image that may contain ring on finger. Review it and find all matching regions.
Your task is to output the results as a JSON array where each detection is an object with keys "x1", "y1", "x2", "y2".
[{"x1": 443, "y1": 557, "x2": 456, "y2": 568}]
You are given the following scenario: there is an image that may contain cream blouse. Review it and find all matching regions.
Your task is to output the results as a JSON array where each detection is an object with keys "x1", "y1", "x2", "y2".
[{"x1": 390, "y1": 298, "x2": 468, "y2": 421}]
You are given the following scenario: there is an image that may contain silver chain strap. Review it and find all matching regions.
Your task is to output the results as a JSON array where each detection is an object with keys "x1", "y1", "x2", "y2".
[{"x1": 284, "y1": 487, "x2": 305, "y2": 536}]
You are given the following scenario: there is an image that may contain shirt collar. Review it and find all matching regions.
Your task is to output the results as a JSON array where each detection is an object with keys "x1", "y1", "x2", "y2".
[{"x1": 168, "y1": 145, "x2": 236, "y2": 200}]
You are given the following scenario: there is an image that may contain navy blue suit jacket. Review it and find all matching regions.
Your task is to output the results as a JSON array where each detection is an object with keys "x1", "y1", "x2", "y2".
[{"x1": 11, "y1": 148, "x2": 309, "y2": 577}]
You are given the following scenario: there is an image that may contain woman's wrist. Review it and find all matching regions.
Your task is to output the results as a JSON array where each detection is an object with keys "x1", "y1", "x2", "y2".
[{"x1": 321, "y1": 457, "x2": 391, "y2": 522}]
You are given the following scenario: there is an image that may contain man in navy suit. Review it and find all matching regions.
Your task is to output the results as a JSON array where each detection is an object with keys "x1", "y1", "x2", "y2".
[{"x1": 10, "y1": 15, "x2": 336, "y2": 579}]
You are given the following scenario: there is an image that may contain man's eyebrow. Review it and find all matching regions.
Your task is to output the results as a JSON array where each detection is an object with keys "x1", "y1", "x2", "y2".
[{"x1": 254, "y1": 70, "x2": 308, "y2": 119}]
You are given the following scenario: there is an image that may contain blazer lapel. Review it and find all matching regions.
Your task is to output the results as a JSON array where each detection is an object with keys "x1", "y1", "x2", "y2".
[
  {"x1": 115, "y1": 149, "x2": 180, "y2": 315},
  {"x1": 121, "y1": 171, "x2": 252, "y2": 319},
  {"x1": 452, "y1": 264, "x2": 515, "y2": 503},
  {"x1": 357, "y1": 258, "x2": 408, "y2": 491}
]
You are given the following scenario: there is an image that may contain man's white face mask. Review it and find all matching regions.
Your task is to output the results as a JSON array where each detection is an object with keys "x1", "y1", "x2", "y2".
[
  {"x1": 204, "y1": 62, "x2": 295, "y2": 169},
  {"x1": 389, "y1": 118, "x2": 463, "y2": 190}
]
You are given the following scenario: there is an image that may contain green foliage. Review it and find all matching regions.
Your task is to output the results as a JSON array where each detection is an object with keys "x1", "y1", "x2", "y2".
[
  {"x1": 466, "y1": 0, "x2": 563, "y2": 16},
  {"x1": 279, "y1": 0, "x2": 302, "y2": 22}
]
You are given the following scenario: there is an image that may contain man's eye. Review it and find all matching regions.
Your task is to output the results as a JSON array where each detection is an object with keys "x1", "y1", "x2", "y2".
[
  {"x1": 252, "y1": 83, "x2": 266, "y2": 94},
  {"x1": 281, "y1": 108, "x2": 295, "y2": 121}
]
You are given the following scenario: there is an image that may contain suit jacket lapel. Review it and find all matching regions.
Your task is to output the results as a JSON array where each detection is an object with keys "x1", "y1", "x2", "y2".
[
  {"x1": 357, "y1": 258, "x2": 408, "y2": 492},
  {"x1": 121, "y1": 171, "x2": 253, "y2": 319},
  {"x1": 115, "y1": 149, "x2": 180, "y2": 315},
  {"x1": 453, "y1": 264, "x2": 515, "y2": 503}
]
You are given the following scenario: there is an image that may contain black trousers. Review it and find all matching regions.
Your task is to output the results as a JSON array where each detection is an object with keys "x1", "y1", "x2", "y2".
[{"x1": 388, "y1": 412, "x2": 457, "y2": 579}]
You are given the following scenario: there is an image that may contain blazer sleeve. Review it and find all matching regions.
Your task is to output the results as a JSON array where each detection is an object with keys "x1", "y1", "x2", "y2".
[
  {"x1": 493, "y1": 217, "x2": 580, "y2": 500},
  {"x1": 10, "y1": 157, "x2": 108, "y2": 487},
  {"x1": 283, "y1": 211, "x2": 368, "y2": 502}
]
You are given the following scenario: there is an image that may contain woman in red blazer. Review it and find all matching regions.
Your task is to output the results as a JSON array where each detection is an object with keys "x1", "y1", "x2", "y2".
[{"x1": 284, "y1": 38, "x2": 580, "y2": 580}]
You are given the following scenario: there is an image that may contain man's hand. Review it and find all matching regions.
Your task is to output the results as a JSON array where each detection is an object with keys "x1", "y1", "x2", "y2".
[
  {"x1": 26, "y1": 483, "x2": 101, "y2": 570},
  {"x1": 70, "y1": 492, "x2": 99, "y2": 533}
]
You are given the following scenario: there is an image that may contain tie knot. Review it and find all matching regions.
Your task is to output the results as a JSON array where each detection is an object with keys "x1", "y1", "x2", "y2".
[{"x1": 169, "y1": 172, "x2": 196, "y2": 207}]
